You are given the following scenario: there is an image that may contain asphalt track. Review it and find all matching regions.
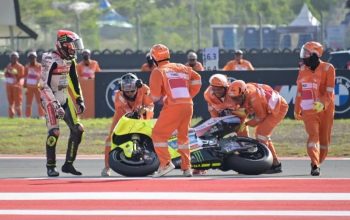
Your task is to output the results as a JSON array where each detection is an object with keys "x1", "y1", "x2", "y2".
[{"x1": 0, "y1": 156, "x2": 350, "y2": 220}]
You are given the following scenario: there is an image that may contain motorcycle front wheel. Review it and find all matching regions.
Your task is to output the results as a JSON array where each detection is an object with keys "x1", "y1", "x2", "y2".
[
  {"x1": 109, "y1": 147, "x2": 159, "y2": 177},
  {"x1": 223, "y1": 137, "x2": 273, "y2": 175}
]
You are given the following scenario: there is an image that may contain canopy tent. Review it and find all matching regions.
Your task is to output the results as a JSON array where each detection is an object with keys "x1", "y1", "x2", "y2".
[
  {"x1": 276, "y1": 4, "x2": 320, "y2": 49},
  {"x1": 0, "y1": 0, "x2": 37, "y2": 39},
  {"x1": 98, "y1": 0, "x2": 133, "y2": 28},
  {"x1": 289, "y1": 4, "x2": 320, "y2": 27}
]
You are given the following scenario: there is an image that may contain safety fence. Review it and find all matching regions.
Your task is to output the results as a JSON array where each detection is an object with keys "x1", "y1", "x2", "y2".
[{"x1": 0, "y1": 48, "x2": 337, "y2": 70}]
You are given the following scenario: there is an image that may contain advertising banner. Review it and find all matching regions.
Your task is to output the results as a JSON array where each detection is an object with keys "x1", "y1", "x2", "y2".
[{"x1": 95, "y1": 70, "x2": 350, "y2": 119}]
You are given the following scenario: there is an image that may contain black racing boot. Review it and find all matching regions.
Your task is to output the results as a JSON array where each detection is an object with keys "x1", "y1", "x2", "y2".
[
  {"x1": 62, "y1": 162, "x2": 82, "y2": 175},
  {"x1": 265, "y1": 162, "x2": 282, "y2": 174},
  {"x1": 311, "y1": 164, "x2": 320, "y2": 176},
  {"x1": 47, "y1": 166, "x2": 59, "y2": 177}
]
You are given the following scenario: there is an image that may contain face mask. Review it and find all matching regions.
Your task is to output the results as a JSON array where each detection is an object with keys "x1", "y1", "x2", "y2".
[
  {"x1": 303, "y1": 53, "x2": 320, "y2": 71},
  {"x1": 83, "y1": 55, "x2": 89, "y2": 61}
]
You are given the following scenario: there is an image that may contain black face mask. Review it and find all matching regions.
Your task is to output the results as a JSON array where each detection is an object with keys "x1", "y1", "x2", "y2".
[
  {"x1": 303, "y1": 53, "x2": 320, "y2": 71},
  {"x1": 83, "y1": 55, "x2": 89, "y2": 61}
]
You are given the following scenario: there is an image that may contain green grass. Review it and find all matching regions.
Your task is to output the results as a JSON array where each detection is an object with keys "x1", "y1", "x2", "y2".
[{"x1": 0, "y1": 117, "x2": 349, "y2": 157}]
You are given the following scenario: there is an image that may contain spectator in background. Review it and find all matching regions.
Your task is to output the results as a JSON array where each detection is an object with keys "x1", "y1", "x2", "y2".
[
  {"x1": 4, "y1": 51, "x2": 25, "y2": 118},
  {"x1": 185, "y1": 51, "x2": 204, "y2": 71},
  {"x1": 140, "y1": 52, "x2": 156, "y2": 72},
  {"x1": 223, "y1": 50, "x2": 254, "y2": 71},
  {"x1": 77, "y1": 49, "x2": 101, "y2": 80},
  {"x1": 24, "y1": 51, "x2": 45, "y2": 118}
]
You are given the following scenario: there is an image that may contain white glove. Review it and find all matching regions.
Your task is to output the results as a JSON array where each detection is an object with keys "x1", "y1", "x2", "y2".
[{"x1": 52, "y1": 101, "x2": 65, "y2": 119}]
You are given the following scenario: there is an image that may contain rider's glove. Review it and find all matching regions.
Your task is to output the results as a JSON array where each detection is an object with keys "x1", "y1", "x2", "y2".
[
  {"x1": 313, "y1": 101, "x2": 324, "y2": 113},
  {"x1": 52, "y1": 101, "x2": 65, "y2": 119},
  {"x1": 294, "y1": 111, "x2": 302, "y2": 120},
  {"x1": 76, "y1": 97, "x2": 85, "y2": 114}
]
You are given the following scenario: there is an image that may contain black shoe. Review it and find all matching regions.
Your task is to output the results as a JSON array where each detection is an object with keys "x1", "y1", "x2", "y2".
[
  {"x1": 62, "y1": 163, "x2": 82, "y2": 176},
  {"x1": 265, "y1": 163, "x2": 282, "y2": 174},
  {"x1": 47, "y1": 167, "x2": 59, "y2": 177},
  {"x1": 311, "y1": 164, "x2": 320, "y2": 176}
]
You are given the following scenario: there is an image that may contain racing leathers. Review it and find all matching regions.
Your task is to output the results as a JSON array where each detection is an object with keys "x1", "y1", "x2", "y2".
[
  {"x1": 204, "y1": 86, "x2": 248, "y2": 137},
  {"x1": 40, "y1": 51, "x2": 85, "y2": 170}
]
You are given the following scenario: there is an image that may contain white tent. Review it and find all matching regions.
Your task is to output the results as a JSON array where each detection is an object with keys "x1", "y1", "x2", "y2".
[
  {"x1": 0, "y1": 0, "x2": 37, "y2": 39},
  {"x1": 289, "y1": 3, "x2": 320, "y2": 27}
]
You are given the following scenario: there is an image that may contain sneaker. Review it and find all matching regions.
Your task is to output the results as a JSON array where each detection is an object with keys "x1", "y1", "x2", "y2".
[
  {"x1": 152, "y1": 162, "x2": 175, "y2": 178},
  {"x1": 265, "y1": 162, "x2": 282, "y2": 174},
  {"x1": 311, "y1": 164, "x2": 320, "y2": 176},
  {"x1": 193, "y1": 169, "x2": 207, "y2": 175},
  {"x1": 183, "y1": 169, "x2": 193, "y2": 177},
  {"x1": 62, "y1": 162, "x2": 82, "y2": 176},
  {"x1": 101, "y1": 167, "x2": 111, "y2": 177},
  {"x1": 47, "y1": 166, "x2": 59, "y2": 177}
]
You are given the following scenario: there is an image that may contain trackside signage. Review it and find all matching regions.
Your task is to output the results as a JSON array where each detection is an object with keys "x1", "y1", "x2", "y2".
[{"x1": 95, "y1": 70, "x2": 350, "y2": 119}]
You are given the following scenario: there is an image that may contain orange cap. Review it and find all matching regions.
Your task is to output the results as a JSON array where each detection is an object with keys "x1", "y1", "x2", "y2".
[
  {"x1": 150, "y1": 44, "x2": 170, "y2": 62},
  {"x1": 228, "y1": 80, "x2": 247, "y2": 97}
]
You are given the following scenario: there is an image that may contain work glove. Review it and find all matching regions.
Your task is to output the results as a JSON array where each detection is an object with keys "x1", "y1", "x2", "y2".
[
  {"x1": 238, "y1": 122, "x2": 247, "y2": 133},
  {"x1": 52, "y1": 101, "x2": 65, "y2": 119},
  {"x1": 232, "y1": 108, "x2": 247, "y2": 118},
  {"x1": 294, "y1": 111, "x2": 302, "y2": 120},
  {"x1": 313, "y1": 101, "x2": 324, "y2": 113},
  {"x1": 76, "y1": 97, "x2": 86, "y2": 114}
]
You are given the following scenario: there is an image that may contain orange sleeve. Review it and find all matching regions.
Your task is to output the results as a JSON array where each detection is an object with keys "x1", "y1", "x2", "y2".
[
  {"x1": 320, "y1": 64, "x2": 335, "y2": 110},
  {"x1": 246, "y1": 95, "x2": 266, "y2": 127},
  {"x1": 95, "y1": 61, "x2": 101, "y2": 72},
  {"x1": 141, "y1": 85, "x2": 154, "y2": 119},
  {"x1": 149, "y1": 69, "x2": 163, "y2": 100},
  {"x1": 294, "y1": 71, "x2": 302, "y2": 114},
  {"x1": 24, "y1": 65, "x2": 28, "y2": 78},
  {"x1": 108, "y1": 93, "x2": 125, "y2": 136},
  {"x1": 18, "y1": 64, "x2": 25, "y2": 78},
  {"x1": 204, "y1": 88, "x2": 219, "y2": 117},
  {"x1": 246, "y1": 60, "x2": 254, "y2": 71},
  {"x1": 76, "y1": 63, "x2": 83, "y2": 77},
  {"x1": 189, "y1": 68, "x2": 202, "y2": 98},
  {"x1": 198, "y1": 62, "x2": 205, "y2": 71},
  {"x1": 223, "y1": 61, "x2": 232, "y2": 71}
]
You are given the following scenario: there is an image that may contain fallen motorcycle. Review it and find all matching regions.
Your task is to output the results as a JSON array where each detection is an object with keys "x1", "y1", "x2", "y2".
[{"x1": 109, "y1": 112, "x2": 273, "y2": 177}]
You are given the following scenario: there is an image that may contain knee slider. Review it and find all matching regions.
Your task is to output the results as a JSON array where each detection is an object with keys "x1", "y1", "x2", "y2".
[{"x1": 47, "y1": 128, "x2": 59, "y2": 147}]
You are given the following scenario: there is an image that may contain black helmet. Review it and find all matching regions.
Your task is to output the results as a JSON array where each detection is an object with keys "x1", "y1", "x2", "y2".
[{"x1": 120, "y1": 73, "x2": 142, "y2": 92}]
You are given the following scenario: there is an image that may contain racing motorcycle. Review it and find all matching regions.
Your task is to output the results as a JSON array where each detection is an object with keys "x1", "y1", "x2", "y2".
[{"x1": 109, "y1": 112, "x2": 273, "y2": 177}]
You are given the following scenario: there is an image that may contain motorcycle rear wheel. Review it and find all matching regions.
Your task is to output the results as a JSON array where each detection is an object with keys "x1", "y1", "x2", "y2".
[
  {"x1": 109, "y1": 147, "x2": 159, "y2": 177},
  {"x1": 223, "y1": 137, "x2": 273, "y2": 175}
]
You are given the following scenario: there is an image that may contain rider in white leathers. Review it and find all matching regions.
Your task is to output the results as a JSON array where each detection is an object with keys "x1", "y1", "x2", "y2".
[{"x1": 40, "y1": 30, "x2": 85, "y2": 177}]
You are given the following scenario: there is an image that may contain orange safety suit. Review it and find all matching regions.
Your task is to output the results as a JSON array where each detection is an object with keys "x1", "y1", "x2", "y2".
[
  {"x1": 4, "y1": 62, "x2": 25, "y2": 118},
  {"x1": 185, "y1": 61, "x2": 205, "y2": 72},
  {"x1": 140, "y1": 63, "x2": 156, "y2": 72},
  {"x1": 104, "y1": 84, "x2": 154, "y2": 168},
  {"x1": 24, "y1": 62, "x2": 44, "y2": 117},
  {"x1": 150, "y1": 62, "x2": 201, "y2": 171},
  {"x1": 294, "y1": 62, "x2": 335, "y2": 167},
  {"x1": 223, "y1": 59, "x2": 254, "y2": 71},
  {"x1": 242, "y1": 83, "x2": 288, "y2": 163},
  {"x1": 76, "y1": 60, "x2": 101, "y2": 80},
  {"x1": 204, "y1": 86, "x2": 248, "y2": 137}
]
